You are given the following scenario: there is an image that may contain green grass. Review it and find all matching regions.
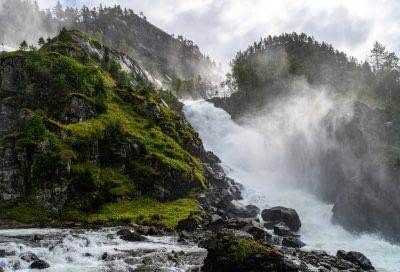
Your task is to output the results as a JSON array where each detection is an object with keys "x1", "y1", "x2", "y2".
[
  {"x1": 63, "y1": 197, "x2": 199, "y2": 228},
  {"x1": 63, "y1": 96, "x2": 205, "y2": 188},
  {"x1": 0, "y1": 199, "x2": 52, "y2": 224}
]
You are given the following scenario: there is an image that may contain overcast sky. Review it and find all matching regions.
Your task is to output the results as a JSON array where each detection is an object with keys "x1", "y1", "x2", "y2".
[{"x1": 37, "y1": 0, "x2": 400, "y2": 65}]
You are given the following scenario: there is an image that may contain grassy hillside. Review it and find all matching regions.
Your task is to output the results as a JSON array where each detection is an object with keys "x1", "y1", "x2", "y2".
[{"x1": 0, "y1": 29, "x2": 206, "y2": 227}]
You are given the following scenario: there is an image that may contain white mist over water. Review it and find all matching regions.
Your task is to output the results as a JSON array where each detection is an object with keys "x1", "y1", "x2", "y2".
[{"x1": 183, "y1": 99, "x2": 400, "y2": 272}]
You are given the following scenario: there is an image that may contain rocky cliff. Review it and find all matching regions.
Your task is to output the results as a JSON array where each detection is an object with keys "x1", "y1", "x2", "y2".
[{"x1": 0, "y1": 29, "x2": 212, "y2": 227}]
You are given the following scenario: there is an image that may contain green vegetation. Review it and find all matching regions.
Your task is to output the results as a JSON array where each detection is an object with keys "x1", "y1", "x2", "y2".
[
  {"x1": 215, "y1": 230, "x2": 278, "y2": 262},
  {"x1": 230, "y1": 239, "x2": 278, "y2": 262},
  {"x1": 0, "y1": 199, "x2": 52, "y2": 224},
  {"x1": 222, "y1": 33, "x2": 400, "y2": 168},
  {"x1": 0, "y1": 29, "x2": 206, "y2": 227},
  {"x1": 62, "y1": 198, "x2": 198, "y2": 228}
]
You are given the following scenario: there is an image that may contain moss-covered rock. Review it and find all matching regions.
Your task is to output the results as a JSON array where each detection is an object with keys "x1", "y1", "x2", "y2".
[{"x1": 201, "y1": 229, "x2": 288, "y2": 272}]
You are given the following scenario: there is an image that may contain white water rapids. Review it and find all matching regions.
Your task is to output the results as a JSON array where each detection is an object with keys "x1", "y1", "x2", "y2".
[
  {"x1": 0, "y1": 228, "x2": 206, "y2": 272},
  {"x1": 183, "y1": 100, "x2": 400, "y2": 272}
]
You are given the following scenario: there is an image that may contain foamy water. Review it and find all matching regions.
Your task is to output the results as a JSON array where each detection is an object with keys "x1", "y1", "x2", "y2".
[
  {"x1": 184, "y1": 100, "x2": 400, "y2": 272},
  {"x1": 0, "y1": 228, "x2": 206, "y2": 272}
]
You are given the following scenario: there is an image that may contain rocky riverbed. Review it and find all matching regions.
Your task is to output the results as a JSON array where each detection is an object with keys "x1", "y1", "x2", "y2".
[
  {"x1": 0, "y1": 228, "x2": 206, "y2": 272},
  {"x1": 0, "y1": 128, "x2": 377, "y2": 271}
]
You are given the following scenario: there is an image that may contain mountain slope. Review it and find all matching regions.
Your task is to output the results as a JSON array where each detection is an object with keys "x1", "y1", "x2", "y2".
[
  {"x1": 0, "y1": 1, "x2": 222, "y2": 99},
  {"x1": 0, "y1": 29, "x2": 207, "y2": 227}
]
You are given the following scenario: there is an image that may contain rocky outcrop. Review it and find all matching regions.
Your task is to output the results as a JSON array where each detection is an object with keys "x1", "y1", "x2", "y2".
[
  {"x1": 201, "y1": 229, "x2": 284, "y2": 272},
  {"x1": 337, "y1": 250, "x2": 375, "y2": 271},
  {"x1": 262, "y1": 206, "x2": 301, "y2": 232},
  {"x1": 200, "y1": 229, "x2": 376, "y2": 272},
  {"x1": 0, "y1": 30, "x2": 210, "y2": 222}
]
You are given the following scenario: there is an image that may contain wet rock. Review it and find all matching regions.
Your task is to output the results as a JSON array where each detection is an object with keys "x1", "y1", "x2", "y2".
[
  {"x1": 0, "y1": 249, "x2": 15, "y2": 257},
  {"x1": 337, "y1": 250, "x2": 375, "y2": 271},
  {"x1": 33, "y1": 234, "x2": 45, "y2": 241},
  {"x1": 19, "y1": 252, "x2": 40, "y2": 262},
  {"x1": 0, "y1": 267, "x2": 3, "y2": 272},
  {"x1": 12, "y1": 260, "x2": 21, "y2": 270},
  {"x1": 281, "y1": 237, "x2": 306, "y2": 248},
  {"x1": 120, "y1": 231, "x2": 147, "y2": 242},
  {"x1": 177, "y1": 215, "x2": 200, "y2": 232},
  {"x1": 220, "y1": 189, "x2": 234, "y2": 205},
  {"x1": 210, "y1": 214, "x2": 224, "y2": 225},
  {"x1": 263, "y1": 220, "x2": 283, "y2": 229},
  {"x1": 135, "y1": 226, "x2": 150, "y2": 235},
  {"x1": 30, "y1": 259, "x2": 50, "y2": 269},
  {"x1": 147, "y1": 226, "x2": 159, "y2": 236},
  {"x1": 201, "y1": 229, "x2": 285, "y2": 272},
  {"x1": 116, "y1": 228, "x2": 132, "y2": 236},
  {"x1": 273, "y1": 222, "x2": 299, "y2": 237},
  {"x1": 101, "y1": 252, "x2": 108, "y2": 260},
  {"x1": 240, "y1": 223, "x2": 270, "y2": 241},
  {"x1": 261, "y1": 206, "x2": 301, "y2": 232},
  {"x1": 204, "y1": 151, "x2": 221, "y2": 164},
  {"x1": 244, "y1": 205, "x2": 260, "y2": 218},
  {"x1": 179, "y1": 230, "x2": 193, "y2": 242},
  {"x1": 225, "y1": 201, "x2": 250, "y2": 218},
  {"x1": 106, "y1": 234, "x2": 115, "y2": 240}
]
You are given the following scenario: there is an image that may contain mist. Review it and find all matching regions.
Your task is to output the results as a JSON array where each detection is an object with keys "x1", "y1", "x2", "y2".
[
  {"x1": 183, "y1": 85, "x2": 400, "y2": 271},
  {"x1": 0, "y1": 0, "x2": 57, "y2": 48}
]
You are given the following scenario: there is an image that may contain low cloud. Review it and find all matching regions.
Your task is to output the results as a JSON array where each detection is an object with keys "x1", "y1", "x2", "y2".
[{"x1": 35, "y1": 0, "x2": 400, "y2": 64}]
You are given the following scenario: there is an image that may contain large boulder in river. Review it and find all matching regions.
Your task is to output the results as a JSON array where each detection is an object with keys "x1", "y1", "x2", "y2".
[
  {"x1": 261, "y1": 206, "x2": 301, "y2": 232},
  {"x1": 30, "y1": 259, "x2": 50, "y2": 269},
  {"x1": 336, "y1": 250, "x2": 375, "y2": 271}
]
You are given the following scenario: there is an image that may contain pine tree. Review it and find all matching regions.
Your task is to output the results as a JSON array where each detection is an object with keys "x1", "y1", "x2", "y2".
[
  {"x1": 369, "y1": 41, "x2": 388, "y2": 72},
  {"x1": 53, "y1": 0, "x2": 64, "y2": 20},
  {"x1": 19, "y1": 40, "x2": 28, "y2": 51},
  {"x1": 38, "y1": 37, "x2": 45, "y2": 46}
]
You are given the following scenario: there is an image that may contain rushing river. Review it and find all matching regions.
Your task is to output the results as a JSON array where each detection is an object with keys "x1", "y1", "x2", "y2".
[
  {"x1": 0, "y1": 228, "x2": 206, "y2": 272},
  {"x1": 2, "y1": 100, "x2": 400, "y2": 272},
  {"x1": 183, "y1": 100, "x2": 400, "y2": 272}
]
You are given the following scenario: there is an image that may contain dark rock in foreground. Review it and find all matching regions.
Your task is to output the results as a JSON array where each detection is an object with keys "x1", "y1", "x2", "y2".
[
  {"x1": 337, "y1": 250, "x2": 375, "y2": 271},
  {"x1": 117, "y1": 229, "x2": 147, "y2": 242},
  {"x1": 281, "y1": 237, "x2": 305, "y2": 248},
  {"x1": 19, "y1": 252, "x2": 40, "y2": 262},
  {"x1": 273, "y1": 222, "x2": 300, "y2": 237},
  {"x1": 0, "y1": 249, "x2": 15, "y2": 257},
  {"x1": 201, "y1": 229, "x2": 286, "y2": 272},
  {"x1": 177, "y1": 213, "x2": 201, "y2": 232},
  {"x1": 262, "y1": 206, "x2": 301, "y2": 232},
  {"x1": 33, "y1": 234, "x2": 45, "y2": 241},
  {"x1": 30, "y1": 259, "x2": 50, "y2": 269}
]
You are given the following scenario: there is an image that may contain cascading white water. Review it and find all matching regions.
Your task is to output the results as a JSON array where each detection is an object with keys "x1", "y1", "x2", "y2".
[
  {"x1": 0, "y1": 228, "x2": 206, "y2": 272},
  {"x1": 183, "y1": 99, "x2": 400, "y2": 272}
]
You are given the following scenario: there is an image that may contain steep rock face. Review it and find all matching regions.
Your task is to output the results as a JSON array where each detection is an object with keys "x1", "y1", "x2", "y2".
[
  {"x1": 0, "y1": 30, "x2": 208, "y2": 224},
  {"x1": 317, "y1": 102, "x2": 400, "y2": 243},
  {"x1": 0, "y1": 142, "x2": 24, "y2": 201}
]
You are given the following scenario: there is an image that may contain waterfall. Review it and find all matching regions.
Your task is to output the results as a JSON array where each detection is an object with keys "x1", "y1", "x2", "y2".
[{"x1": 183, "y1": 100, "x2": 400, "y2": 272}]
